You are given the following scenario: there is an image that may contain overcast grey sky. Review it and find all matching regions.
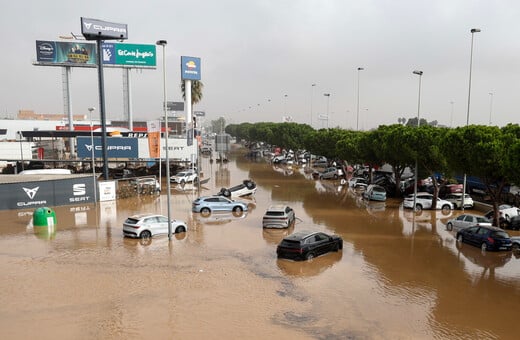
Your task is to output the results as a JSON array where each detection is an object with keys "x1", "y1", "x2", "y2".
[{"x1": 2, "y1": 0, "x2": 520, "y2": 130}]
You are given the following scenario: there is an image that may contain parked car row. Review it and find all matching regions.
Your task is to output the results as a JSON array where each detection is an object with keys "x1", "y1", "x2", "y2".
[{"x1": 403, "y1": 192, "x2": 453, "y2": 212}]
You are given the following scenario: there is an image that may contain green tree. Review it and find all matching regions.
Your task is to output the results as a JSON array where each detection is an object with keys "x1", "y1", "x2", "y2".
[
  {"x1": 442, "y1": 125, "x2": 517, "y2": 225},
  {"x1": 181, "y1": 80, "x2": 204, "y2": 106}
]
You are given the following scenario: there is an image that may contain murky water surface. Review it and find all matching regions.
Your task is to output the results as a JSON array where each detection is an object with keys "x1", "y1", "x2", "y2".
[{"x1": 1, "y1": 148, "x2": 519, "y2": 339}]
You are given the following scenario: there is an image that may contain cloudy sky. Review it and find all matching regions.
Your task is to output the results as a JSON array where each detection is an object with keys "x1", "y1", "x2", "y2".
[{"x1": 2, "y1": 0, "x2": 520, "y2": 130}]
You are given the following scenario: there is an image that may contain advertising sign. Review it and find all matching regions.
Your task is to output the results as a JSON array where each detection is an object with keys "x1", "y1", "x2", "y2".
[
  {"x1": 77, "y1": 137, "x2": 138, "y2": 158},
  {"x1": 181, "y1": 56, "x2": 201, "y2": 80},
  {"x1": 102, "y1": 43, "x2": 156, "y2": 67},
  {"x1": 98, "y1": 181, "x2": 116, "y2": 202},
  {"x1": 146, "y1": 120, "x2": 161, "y2": 158},
  {"x1": 0, "y1": 176, "x2": 95, "y2": 211},
  {"x1": 167, "y1": 101, "x2": 184, "y2": 111},
  {"x1": 36, "y1": 40, "x2": 97, "y2": 66},
  {"x1": 81, "y1": 17, "x2": 128, "y2": 40}
]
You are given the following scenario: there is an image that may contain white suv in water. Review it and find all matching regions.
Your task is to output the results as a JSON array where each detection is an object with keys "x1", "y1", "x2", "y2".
[{"x1": 403, "y1": 192, "x2": 453, "y2": 211}]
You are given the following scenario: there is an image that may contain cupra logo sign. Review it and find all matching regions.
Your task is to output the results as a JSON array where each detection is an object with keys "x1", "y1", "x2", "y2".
[{"x1": 23, "y1": 187, "x2": 39, "y2": 199}]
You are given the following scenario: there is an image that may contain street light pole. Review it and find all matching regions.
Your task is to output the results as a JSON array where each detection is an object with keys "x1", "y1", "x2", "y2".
[
  {"x1": 88, "y1": 107, "x2": 97, "y2": 203},
  {"x1": 488, "y1": 92, "x2": 494, "y2": 125},
  {"x1": 310, "y1": 83, "x2": 316, "y2": 128},
  {"x1": 356, "y1": 67, "x2": 364, "y2": 131},
  {"x1": 323, "y1": 93, "x2": 331, "y2": 129},
  {"x1": 462, "y1": 28, "x2": 481, "y2": 212},
  {"x1": 449, "y1": 101, "x2": 455, "y2": 127},
  {"x1": 284, "y1": 94, "x2": 288, "y2": 118},
  {"x1": 156, "y1": 39, "x2": 173, "y2": 240},
  {"x1": 412, "y1": 70, "x2": 423, "y2": 212}
]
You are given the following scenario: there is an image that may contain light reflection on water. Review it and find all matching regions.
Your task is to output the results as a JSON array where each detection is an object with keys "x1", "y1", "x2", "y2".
[{"x1": 0, "y1": 149, "x2": 519, "y2": 339}]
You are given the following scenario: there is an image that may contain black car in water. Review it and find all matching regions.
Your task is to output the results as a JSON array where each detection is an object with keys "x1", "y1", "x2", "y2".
[
  {"x1": 276, "y1": 231, "x2": 343, "y2": 261},
  {"x1": 456, "y1": 225, "x2": 512, "y2": 252}
]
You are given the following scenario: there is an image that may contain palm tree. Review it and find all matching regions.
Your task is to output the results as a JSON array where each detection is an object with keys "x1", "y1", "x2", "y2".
[{"x1": 181, "y1": 80, "x2": 204, "y2": 106}]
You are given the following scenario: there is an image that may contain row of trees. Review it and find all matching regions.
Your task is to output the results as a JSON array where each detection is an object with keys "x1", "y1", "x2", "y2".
[{"x1": 225, "y1": 122, "x2": 520, "y2": 224}]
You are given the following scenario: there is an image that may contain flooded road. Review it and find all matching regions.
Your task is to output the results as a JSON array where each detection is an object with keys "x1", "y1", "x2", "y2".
[{"x1": 1, "y1": 147, "x2": 520, "y2": 339}]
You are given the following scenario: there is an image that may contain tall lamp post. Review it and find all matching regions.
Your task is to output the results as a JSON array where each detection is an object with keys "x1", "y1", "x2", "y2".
[
  {"x1": 310, "y1": 83, "x2": 316, "y2": 128},
  {"x1": 488, "y1": 92, "x2": 494, "y2": 125},
  {"x1": 412, "y1": 70, "x2": 423, "y2": 212},
  {"x1": 156, "y1": 39, "x2": 173, "y2": 240},
  {"x1": 323, "y1": 93, "x2": 331, "y2": 128},
  {"x1": 88, "y1": 107, "x2": 97, "y2": 203},
  {"x1": 356, "y1": 67, "x2": 364, "y2": 130},
  {"x1": 449, "y1": 101, "x2": 455, "y2": 127},
  {"x1": 284, "y1": 94, "x2": 288, "y2": 117},
  {"x1": 462, "y1": 28, "x2": 481, "y2": 212}
]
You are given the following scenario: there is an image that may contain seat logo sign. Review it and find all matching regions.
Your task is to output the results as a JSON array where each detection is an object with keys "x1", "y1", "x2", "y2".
[
  {"x1": 23, "y1": 186, "x2": 40, "y2": 199},
  {"x1": 73, "y1": 184, "x2": 86, "y2": 196}
]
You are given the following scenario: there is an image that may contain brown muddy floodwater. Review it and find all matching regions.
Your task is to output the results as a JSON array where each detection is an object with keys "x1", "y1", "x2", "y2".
[{"x1": 1, "y1": 147, "x2": 520, "y2": 339}]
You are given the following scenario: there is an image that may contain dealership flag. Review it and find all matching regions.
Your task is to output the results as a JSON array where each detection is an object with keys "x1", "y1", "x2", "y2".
[{"x1": 147, "y1": 120, "x2": 161, "y2": 158}]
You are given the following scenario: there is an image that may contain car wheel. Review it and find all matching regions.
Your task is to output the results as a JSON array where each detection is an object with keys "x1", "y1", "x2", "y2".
[
  {"x1": 175, "y1": 226, "x2": 186, "y2": 234},
  {"x1": 305, "y1": 252, "x2": 315, "y2": 261},
  {"x1": 233, "y1": 206, "x2": 243, "y2": 213},
  {"x1": 481, "y1": 242, "x2": 488, "y2": 252},
  {"x1": 140, "y1": 230, "x2": 152, "y2": 239},
  {"x1": 447, "y1": 222, "x2": 453, "y2": 231},
  {"x1": 201, "y1": 207, "x2": 211, "y2": 215},
  {"x1": 441, "y1": 204, "x2": 451, "y2": 212},
  {"x1": 513, "y1": 243, "x2": 520, "y2": 251},
  {"x1": 415, "y1": 204, "x2": 423, "y2": 212}
]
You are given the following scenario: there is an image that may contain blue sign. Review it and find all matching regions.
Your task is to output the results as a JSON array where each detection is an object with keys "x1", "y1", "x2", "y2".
[
  {"x1": 77, "y1": 137, "x2": 138, "y2": 158},
  {"x1": 181, "y1": 56, "x2": 201, "y2": 80}
]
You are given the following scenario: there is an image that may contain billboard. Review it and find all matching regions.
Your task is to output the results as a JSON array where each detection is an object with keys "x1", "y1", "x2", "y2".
[
  {"x1": 181, "y1": 56, "x2": 201, "y2": 80},
  {"x1": 35, "y1": 41, "x2": 155, "y2": 68},
  {"x1": 81, "y1": 17, "x2": 128, "y2": 40},
  {"x1": 102, "y1": 43, "x2": 156, "y2": 67},
  {"x1": 36, "y1": 40, "x2": 97, "y2": 66},
  {"x1": 77, "y1": 137, "x2": 138, "y2": 158},
  {"x1": 0, "y1": 176, "x2": 96, "y2": 210}
]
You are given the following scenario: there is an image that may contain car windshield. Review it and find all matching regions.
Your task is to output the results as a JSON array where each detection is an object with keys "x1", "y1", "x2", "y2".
[
  {"x1": 492, "y1": 231, "x2": 510, "y2": 239},
  {"x1": 476, "y1": 217, "x2": 489, "y2": 223},
  {"x1": 265, "y1": 211, "x2": 285, "y2": 217},
  {"x1": 280, "y1": 239, "x2": 301, "y2": 247}
]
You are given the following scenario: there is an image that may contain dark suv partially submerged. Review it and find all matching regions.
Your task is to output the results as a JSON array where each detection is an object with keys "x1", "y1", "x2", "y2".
[{"x1": 276, "y1": 231, "x2": 343, "y2": 261}]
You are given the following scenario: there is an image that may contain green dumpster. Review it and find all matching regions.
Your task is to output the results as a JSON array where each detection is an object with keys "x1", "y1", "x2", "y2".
[{"x1": 33, "y1": 207, "x2": 57, "y2": 227}]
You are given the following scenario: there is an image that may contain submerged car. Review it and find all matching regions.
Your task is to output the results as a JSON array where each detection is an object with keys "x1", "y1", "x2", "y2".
[
  {"x1": 262, "y1": 205, "x2": 295, "y2": 228},
  {"x1": 276, "y1": 231, "x2": 343, "y2": 261},
  {"x1": 123, "y1": 213, "x2": 187, "y2": 239},
  {"x1": 362, "y1": 184, "x2": 387, "y2": 201},
  {"x1": 170, "y1": 170, "x2": 198, "y2": 184},
  {"x1": 192, "y1": 195, "x2": 249, "y2": 214},
  {"x1": 456, "y1": 225, "x2": 512, "y2": 252},
  {"x1": 403, "y1": 192, "x2": 453, "y2": 211},
  {"x1": 316, "y1": 167, "x2": 339, "y2": 180},
  {"x1": 217, "y1": 179, "x2": 257, "y2": 198},
  {"x1": 511, "y1": 236, "x2": 520, "y2": 251},
  {"x1": 348, "y1": 177, "x2": 368, "y2": 190},
  {"x1": 445, "y1": 193, "x2": 474, "y2": 209},
  {"x1": 484, "y1": 204, "x2": 520, "y2": 223},
  {"x1": 446, "y1": 214, "x2": 491, "y2": 231}
]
